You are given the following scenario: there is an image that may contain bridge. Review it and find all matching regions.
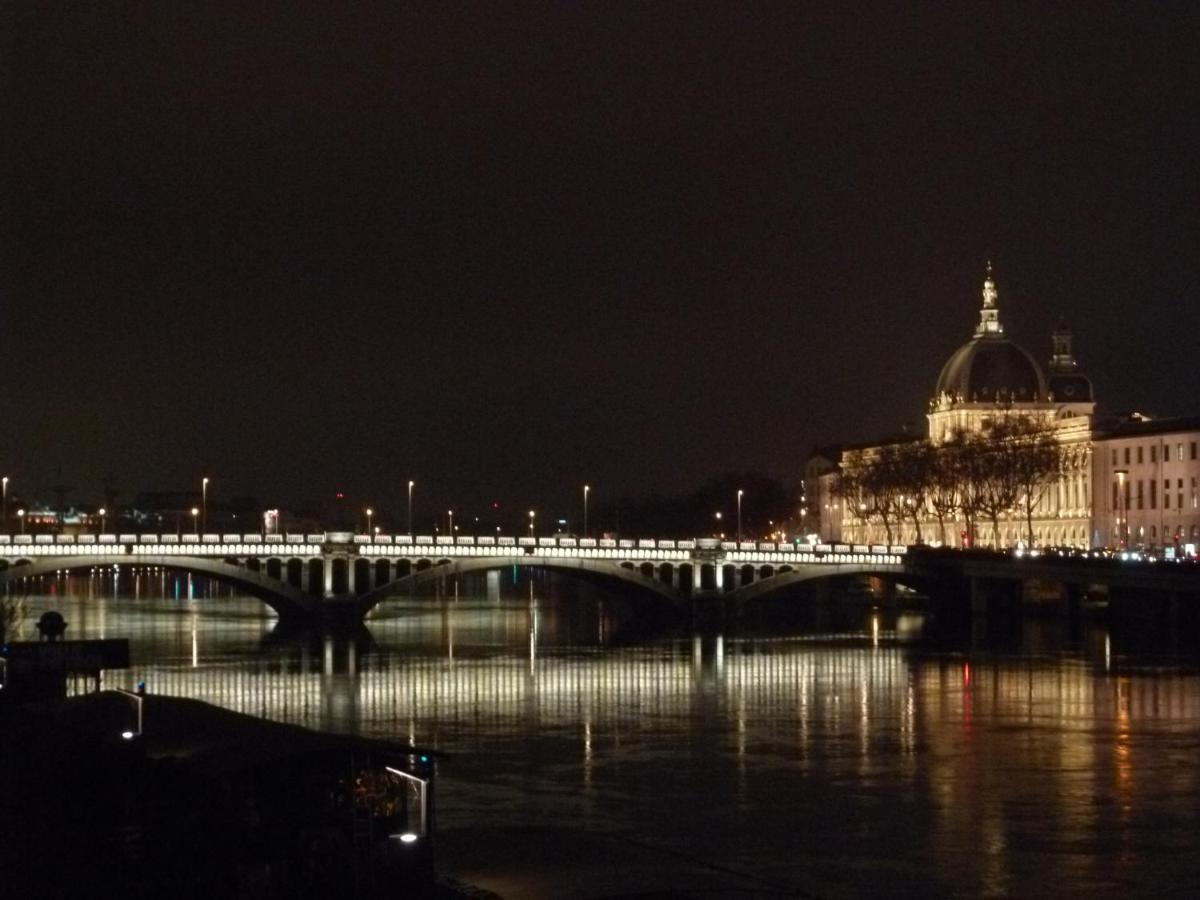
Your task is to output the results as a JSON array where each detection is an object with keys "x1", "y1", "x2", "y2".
[
  {"x1": 2, "y1": 532, "x2": 1197, "y2": 625},
  {"x1": 0, "y1": 532, "x2": 907, "y2": 624}
]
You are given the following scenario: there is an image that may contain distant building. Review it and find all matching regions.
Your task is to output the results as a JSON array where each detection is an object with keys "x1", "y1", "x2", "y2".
[
  {"x1": 815, "y1": 265, "x2": 1200, "y2": 552},
  {"x1": 1095, "y1": 417, "x2": 1200, "y2": 549}
]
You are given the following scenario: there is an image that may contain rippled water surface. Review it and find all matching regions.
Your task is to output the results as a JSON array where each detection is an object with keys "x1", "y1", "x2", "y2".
[{"x1": 14, "y1": 570, "x2": 1200, "y2": 898}]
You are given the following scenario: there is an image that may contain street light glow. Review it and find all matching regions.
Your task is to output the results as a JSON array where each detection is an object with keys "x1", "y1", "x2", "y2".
[{"x1": 407, "y1": 480, "x2": 415, "y2": 535}]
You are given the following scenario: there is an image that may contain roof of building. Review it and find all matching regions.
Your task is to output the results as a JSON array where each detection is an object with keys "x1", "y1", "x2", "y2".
[
  {"x1": 932, "y1": 265, "x2": 1048, "y2": 404},
  {"x1": 1100, "y1": 415, "x2": 1200, "y2": 440},
  {"x1": 935, "y1": 337, "x2": 1047, "y2": 403}
]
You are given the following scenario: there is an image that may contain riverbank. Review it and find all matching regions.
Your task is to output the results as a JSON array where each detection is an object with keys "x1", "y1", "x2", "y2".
[{"x1": 0, "y1": 690, "x2": 464, "y2": 898}]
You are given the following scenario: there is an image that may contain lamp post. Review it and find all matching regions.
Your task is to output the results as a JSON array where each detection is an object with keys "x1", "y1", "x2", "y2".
[
  {"x1": 16, "y1": 509, "x2": 25, "y2": 535},
  {"x1": 201, "y1": 477, "x2": 209, "y2": 534},
  {"x1": 1115, "y1": 469, "x2": 1128, "y2": 548},
  {"x1": 583, "y1": 485, "x2": 590, "y2": 538},
  {"x1": 528, "y1": 510, "x2": 535, "y2": 537},
  {"x1": 737, "y1": 489, "x2": 744, "y2": 543},
  {"x1": 447, "y1": 509, "x2": 453, "y2": 538},
  {"x1": 407, "y1": 480, "x2": 414, "y2": 535},
  {"x1": 2, "y1": 476, "x2": 7, "y2": 532},
  {"x1": 191, "y1": 507, "x2": 199, "y2": 534},
  {"x1": 98, "y1": 507, "x2": 106, "y2": 534},
  {"x1": 365, "y1": 507, "x2": 373, "y2": 535}
]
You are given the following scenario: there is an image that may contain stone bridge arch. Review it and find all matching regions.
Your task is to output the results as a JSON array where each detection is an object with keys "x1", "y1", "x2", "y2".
[
  {"x1": 725, "y1": 563, "x2": 917, "y2": 604},
  {"x1": 355, "y1": 554, "x2": 685, "y2": 618},
  {"x1": 0, "y1": 554, "x2": 320, "y2": 622}
]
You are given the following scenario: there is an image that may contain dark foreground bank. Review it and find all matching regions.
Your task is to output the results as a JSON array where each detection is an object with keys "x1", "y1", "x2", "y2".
[{"x1": 0, "y1": 691, "x2": 489, "y2": 899}]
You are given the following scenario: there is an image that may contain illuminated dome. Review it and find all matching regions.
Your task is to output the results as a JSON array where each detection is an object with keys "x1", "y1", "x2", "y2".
[
  {"x1": 932, "y1": 264, "x2": 1047, "y2": 404},
  {"x1": 936, "y1": 339, "x2": 1047, "y2": 402}
]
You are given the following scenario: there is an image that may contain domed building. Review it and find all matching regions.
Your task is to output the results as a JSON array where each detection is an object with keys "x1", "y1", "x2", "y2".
[
  {"x1": 927, "y1": 264, "x2": 1095, "y2": 445},
  {"x1": 824, "y1": 264, "x2": 1102, "y2": 550},
  {"x1": 814, "y1": 263, "x2": 1200, "y2": 551}
]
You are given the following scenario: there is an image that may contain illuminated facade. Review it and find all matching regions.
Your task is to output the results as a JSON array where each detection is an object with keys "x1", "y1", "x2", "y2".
[
  {"x1": 827, "y1": 266, "x2": 1200, "y2": 551},
  {"x1": 1094, "y1": 418, "x2": 1200, "y2": 550}
]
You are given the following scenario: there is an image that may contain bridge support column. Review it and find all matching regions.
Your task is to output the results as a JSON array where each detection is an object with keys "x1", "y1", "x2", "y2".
[
  {"x1": 969, "y1": 577, "x2": 985, "y2": 617},
  {"x1": 969, "y1": 576, "x2": 1022, "y2": 618},
  {"x1": 812, "y1": 578, "x2": 831, "y2": 605},
  {"x1": 1063, "y1": 582, "x2": 1083, "y2": 619},
  {"x1": 323, "y1": 560, "x2": 333, "y2": 596}
]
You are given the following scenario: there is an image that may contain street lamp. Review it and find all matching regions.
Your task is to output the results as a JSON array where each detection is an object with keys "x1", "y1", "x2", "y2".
[
  {"x1": 447, "y1": 509, "x2": 453, "y2": 538},
  {"x1": 201, "y1": 477, "x2": 210, "y2": 533},
  {"x1": 191, "y1": 507, "x2": 199, "y2": 534},
  {"x1": 528, "y1": 510, "x2": 535, "y2": 537},
  {"x1": 407, "y1": 480, "x2": 414, "y2": 535},
  {"x1": 583, "y1": 485, "x2": 590, "y2": 538},
  {"x1": 365, "y1": 507, "x2": 374, "y2": 535},
  {"x1": 2, "y1": 476, "x2": 7, "y2": 531},
  {"x1": 98, "y1": 507, "x2": 106, "y2": 534},
  {"x1": 1115, "y1": 469, "x2": 1129, "y2": 548},
  {"x1": 737, "y1": 489, "x2": 744, "y2": 543},
  {"x1": 16, "y1": 508, "x2": 25, "y2": 535}
]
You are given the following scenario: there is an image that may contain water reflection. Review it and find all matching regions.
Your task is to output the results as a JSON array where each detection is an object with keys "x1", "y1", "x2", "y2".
[{"x1": 9, "y1": 572, "x2": 1200, "y2": 897}]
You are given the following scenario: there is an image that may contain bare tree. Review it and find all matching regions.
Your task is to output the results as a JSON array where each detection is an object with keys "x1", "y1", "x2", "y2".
[
  {"x1": 972, "y1": 425, "x2": 1023, "y2": 547},
  {"x1": 1004, "y1": 417, "x2": 1064, "y2": 547},
  {"x1": 954, "y1": 431, "x2": 993, "y2": 547},
  {"x1": 892, "y1": 441, "x2": 933, "y2": 544},
  {"x1": 927, "y1": 436, "x2": 964, "y2": 546},
  {"x1": 841, "y1": 443, "x2": 927, "y2": 545},
  {"x1": 838, "y1": 452, "x2": 884, "y2": 542}
]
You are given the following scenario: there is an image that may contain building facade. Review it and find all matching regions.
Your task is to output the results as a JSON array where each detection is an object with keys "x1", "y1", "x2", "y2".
[
  {"x1": 820, "y1": 266, "x2": 1200, "y2": 553},
  {"x1": 1094, "y1": 418, "x2": 1200, "y2": 551}
]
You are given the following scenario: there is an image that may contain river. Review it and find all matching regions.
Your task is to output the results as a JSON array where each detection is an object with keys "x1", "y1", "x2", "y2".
[{"x1": 15, "y1": 568, "x2": 1200, "y2": 898}]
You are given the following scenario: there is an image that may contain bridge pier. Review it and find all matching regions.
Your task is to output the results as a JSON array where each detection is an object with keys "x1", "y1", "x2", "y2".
[
  {"x1": 812, "y1": 577, "x2": 832, "y2": 605},
  {"x1": 969, "y1": 576, "x2": 1022, "y2": 618},
  {"x1": 689, "y1": 590, "x2": 727, "y2": 632}
]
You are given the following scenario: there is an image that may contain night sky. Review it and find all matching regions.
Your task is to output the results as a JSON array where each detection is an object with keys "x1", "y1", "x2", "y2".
[{"x1": 2, "y1": 3, "x2": 1197, "y2": 526}]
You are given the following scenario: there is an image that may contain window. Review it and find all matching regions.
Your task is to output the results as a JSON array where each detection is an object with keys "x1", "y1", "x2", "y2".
[
  {"x1": 1179, "y1": 493, "x2": 1184, "y2": 510},
  {"x1": 1137, "y1": 480, "x2": 1144, "y2": 509},
  {"x1": 1151, "y1": 480, "x2": 1157, "y2": 509},
  {"x1": 1179, "y1": 478, "x2": 1184, "y2": 489},
  {"x1": 1112, "y1": 482, "x2": 1119, "y2": 509},
  {"x1": 1191, "y1": 441, "x2": 1197, "y2": 460},
  {"x1": 1164, "y1": 489, "x2": 1170, "y2": 510},
  {"x1": 1137, "y1": 446, "x2": 1144, "y2": 464},
  {"x1": 1151, "y1": 445, "x2": 1157, "y2": 463},
  {"x1": 1151, "y1": 526, "x2": 1157, "y2": 540},
  {"x1": 1111, "y1": 449, "x2": 1117, "y2": 465},
  {"x1": 1124, "y1": 447, "x2": 1131, "y2": 465},
  {"x1": 1179, "y1": 443, "x2": 1185, "y2": 461}
]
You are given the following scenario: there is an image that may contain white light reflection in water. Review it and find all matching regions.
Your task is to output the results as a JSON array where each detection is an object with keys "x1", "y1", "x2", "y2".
[{"x1": 13, "y1": 578, "x2": 1200, "y2": 899}]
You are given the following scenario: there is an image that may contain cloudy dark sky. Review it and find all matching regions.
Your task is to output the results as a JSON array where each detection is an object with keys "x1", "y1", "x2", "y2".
[{"x1": 2, "y1": 2, "x2": 1197, "y2": 527}]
